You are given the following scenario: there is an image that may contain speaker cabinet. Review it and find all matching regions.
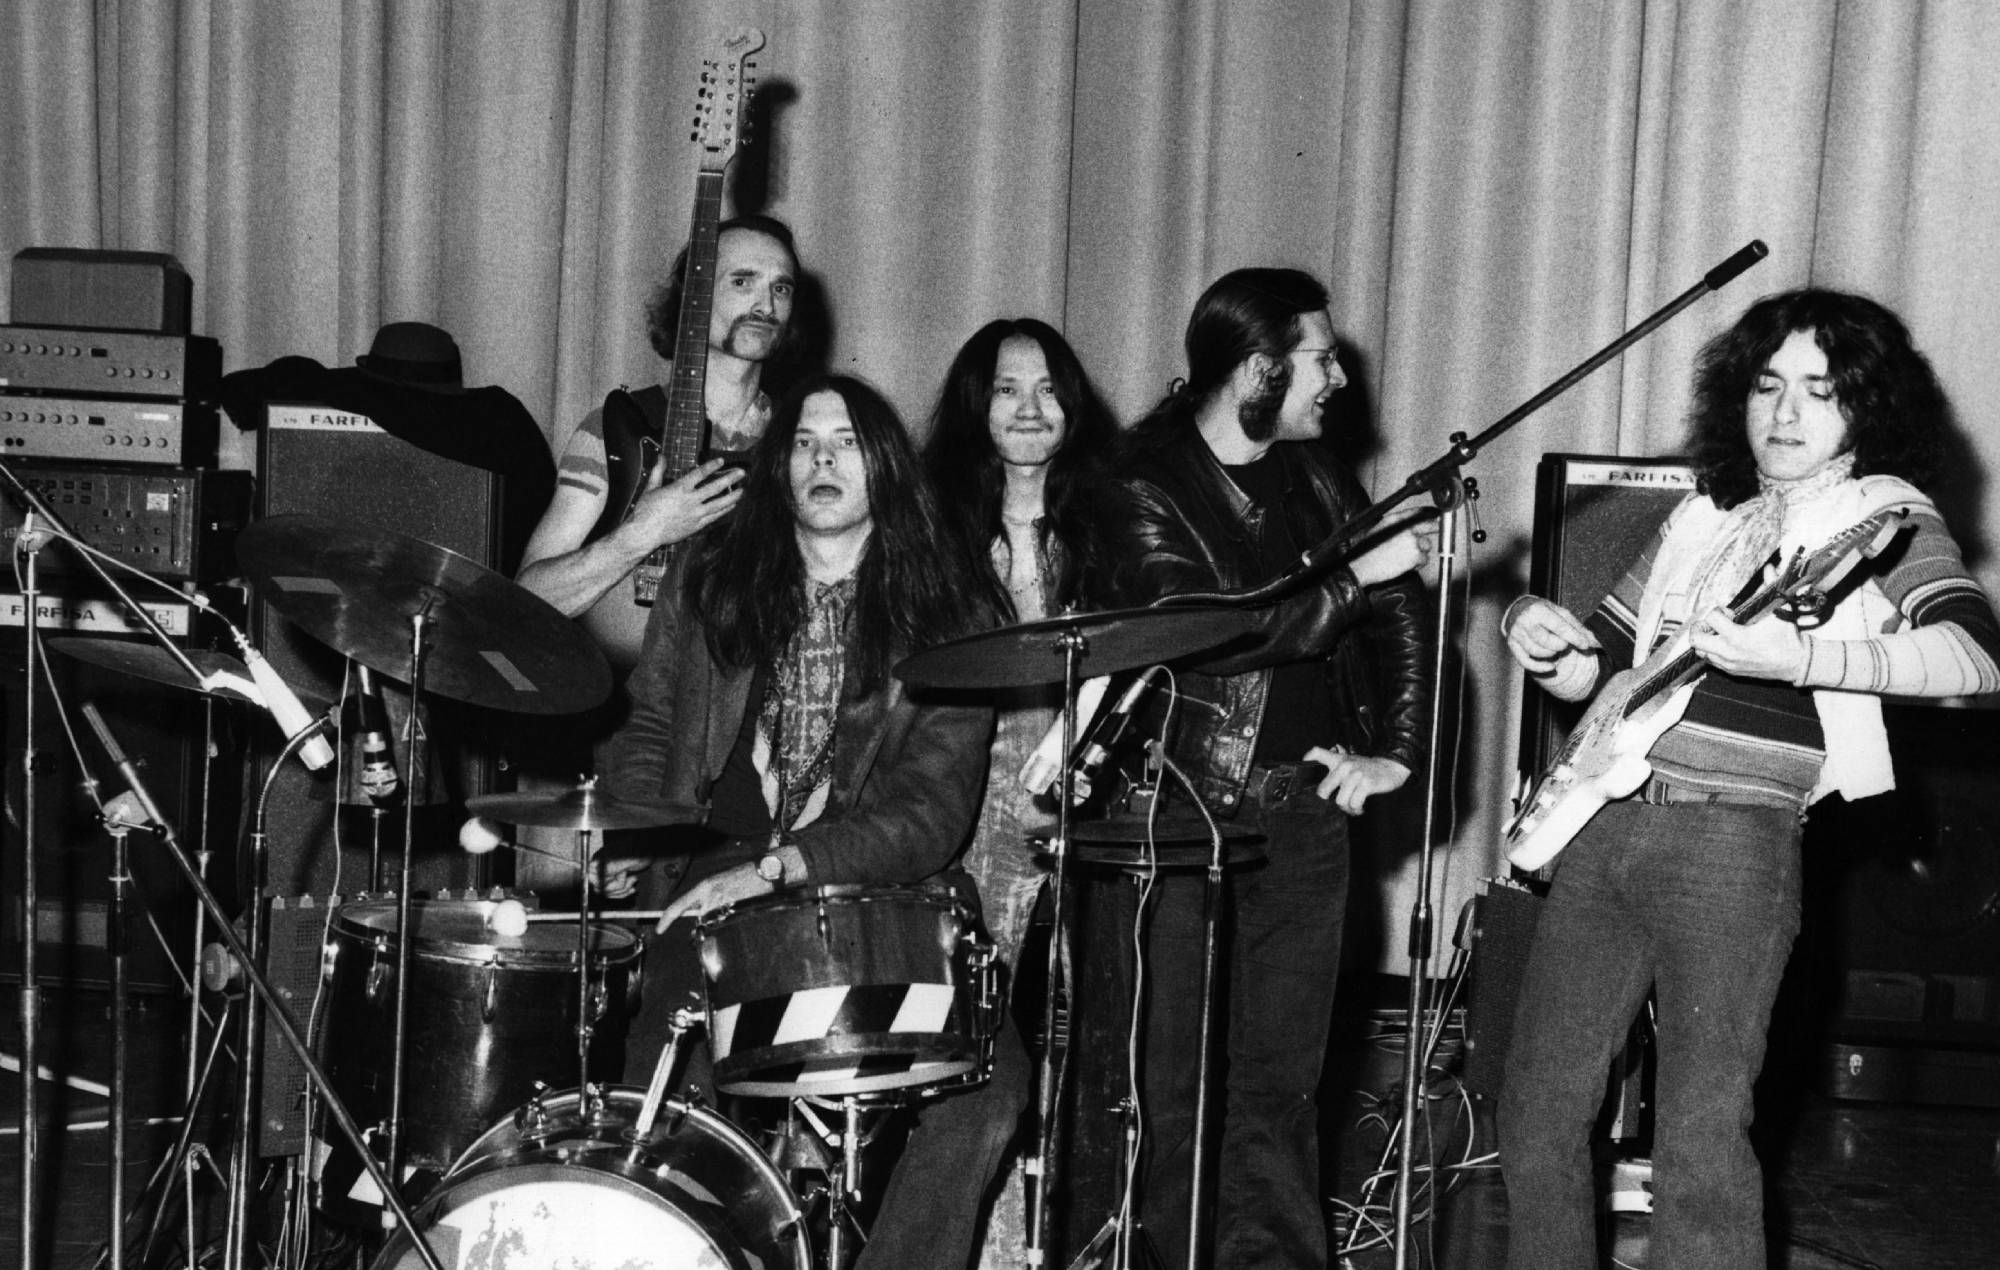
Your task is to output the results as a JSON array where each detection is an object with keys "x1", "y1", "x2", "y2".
[
  {"x1": 253, "y1": 404, "x2": 514, "y2": 898},
  {"x1": 2, "y1": 594, "x2": 244, "y2": 990},
  {"x1": 10, "y1": 247, "x2": 193, "y2": 335},
  {"x1": 1515, "y1": 454, "x2": 1695, "y2": 775}
]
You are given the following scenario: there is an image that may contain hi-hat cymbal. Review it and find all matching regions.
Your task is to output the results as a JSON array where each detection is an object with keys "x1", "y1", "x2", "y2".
[
  {"x1": 237, "y1": 514, "x2": 610, "y2": 715},
  {"x1": 47, "y1": 638, "x2": 264, "y2": 702},
  {"x1": 895, "y1": 605, "x2": 1253, "y2": 690},
  {"x1": 466, "y1": 783, "x2": 678, "y2": 831}
]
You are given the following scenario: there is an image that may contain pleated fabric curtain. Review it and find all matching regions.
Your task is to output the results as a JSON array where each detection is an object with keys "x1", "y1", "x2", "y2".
[{"x1": 6, "y1": 0, "x2": 1998, "y2": 967}]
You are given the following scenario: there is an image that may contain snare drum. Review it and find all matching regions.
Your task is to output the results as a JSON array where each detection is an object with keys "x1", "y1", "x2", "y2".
[
  {"x1": 319, "y1": 897, "x2": 642, "y2": 1173},
  {"x1": 370, "y1": 1085, "x2": 811, "y2": 1270},
  {"x1": 694, "y1": 884, "x2": 995, "y2": 1097}
]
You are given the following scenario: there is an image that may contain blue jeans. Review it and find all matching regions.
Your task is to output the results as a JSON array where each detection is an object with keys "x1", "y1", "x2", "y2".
[
  {"x1": 1127, "y1": 790, "x2": 1350, "y2": 1269},
  {"x1": 1497, "y1": 799, "x2": 1803, "y2": 1270}
]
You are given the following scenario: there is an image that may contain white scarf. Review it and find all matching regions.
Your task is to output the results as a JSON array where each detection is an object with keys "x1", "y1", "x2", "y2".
[{"x1": 1635, "y1": 459, "x2": 1926, "y2": 803}]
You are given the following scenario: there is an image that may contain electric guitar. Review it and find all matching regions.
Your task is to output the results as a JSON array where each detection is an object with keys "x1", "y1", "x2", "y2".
[
  {"x1": 584, "y1": 27, "x2": 763, "y2": 670},
  {"x1": 1504, "y1": 506, "x2": 1912, "y2": 871}
]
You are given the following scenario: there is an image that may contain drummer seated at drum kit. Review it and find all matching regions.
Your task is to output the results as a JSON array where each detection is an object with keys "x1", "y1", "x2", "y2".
[{"x1": 598, "y1": 374, "x2": 1023, "y2": 1268}]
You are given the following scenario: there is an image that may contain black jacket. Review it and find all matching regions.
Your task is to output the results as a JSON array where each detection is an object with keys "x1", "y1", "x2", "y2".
[{"x1": 1118, "y1": 417, "x2": 1430, "y2": 815}]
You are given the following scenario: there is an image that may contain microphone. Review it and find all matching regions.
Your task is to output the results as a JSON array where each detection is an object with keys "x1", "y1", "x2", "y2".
[
  {"x1": 1070, "y1": 668, "x2": 1159, "y2": 802},
  {"x1": 1704, "y1": 240, "x2": 1769, "y2": 291},
  {"x1": 352, "y1": 664, "x2": 400, "y2": 801},
  {"x1": 242, "y1": 644, "x2": 335, "y2": 770},
  {"x1": 81, "y1": 702, "x2": 177, "y2": 844}
]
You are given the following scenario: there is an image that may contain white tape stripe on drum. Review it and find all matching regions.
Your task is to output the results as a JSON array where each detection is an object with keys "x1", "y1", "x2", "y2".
[
  {"x1": 889, "y1": 983, "x2": 954, "y2": 1033},
  {"x1": 773, "y1": 985, "x2": 851, "y2": 1046},
  {"x1": 712, "y1": 1003, "x2": 740, "y2": 1057}
]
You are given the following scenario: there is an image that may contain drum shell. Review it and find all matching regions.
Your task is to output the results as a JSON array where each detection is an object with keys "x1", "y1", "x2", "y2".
[
  {"x1": 319, "y1": 898, "x2": 641, "y2": 1173},
  {"x1": 696, "y1": 884, "x2": 987, "y2": 1097},
  {"x1": 370, "y1": 1085, "x2": 811, "y2": 1270}
]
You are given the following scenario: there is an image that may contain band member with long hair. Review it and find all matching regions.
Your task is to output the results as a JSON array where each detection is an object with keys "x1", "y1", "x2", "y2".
[
  {"x1": 603, "y1": 373, "x2": 1014, "y2": 1269},
  {"x1": 922, "y1": 317, "x2": 1124, "y2": 1263},
  {"x1": 1499, "y1": 289, "x2": 2000, "y2": 1267}
]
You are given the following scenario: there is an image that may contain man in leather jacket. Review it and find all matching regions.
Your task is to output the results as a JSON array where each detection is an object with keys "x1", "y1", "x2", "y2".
[{"x1": 1113, "y1": 267, "x2": 1434, "y2": 1269}]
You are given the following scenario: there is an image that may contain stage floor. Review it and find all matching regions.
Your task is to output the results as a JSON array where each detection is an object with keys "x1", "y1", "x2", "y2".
[{"x1": 4, "y1": 984, "x2": 1997, "y2": 1268}]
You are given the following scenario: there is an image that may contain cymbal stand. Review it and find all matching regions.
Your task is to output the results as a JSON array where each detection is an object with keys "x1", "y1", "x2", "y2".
[
  {"x1": 385, "y1": 598, "x2": 436, "y2": 1186},
  {"x1": 573, "y1": 818, "x2": 597, "y2": 1092},
  {"x1": 1026, "y1": 628, "x2": 1087, "y2": 1265},
  {"x1": 84, "y1": 714, "x2": 447, "y2": 1270}
]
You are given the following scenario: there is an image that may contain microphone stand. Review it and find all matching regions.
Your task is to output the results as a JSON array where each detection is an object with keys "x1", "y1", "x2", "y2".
[
  {"x1": 83, "y1": 715, "x2": 447, "y2": 1270},
  {"x1": 1147, "y1": 241, "x2": 1769, "y2": 1268},
  {"x1": 4, "y1": 458, "x2": 205, "y2": 1270},
  {"x1": 0, "y1": 456, "x2": 444, "y2": 1270}
]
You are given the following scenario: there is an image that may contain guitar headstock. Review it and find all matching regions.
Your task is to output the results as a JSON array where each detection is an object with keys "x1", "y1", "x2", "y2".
[
  {"x1": 1773, "y1": 506, "x2": 1914, "y2": 627},
  {"x1": 691, "y1": 26, "x2": 765, "y2": 174}
]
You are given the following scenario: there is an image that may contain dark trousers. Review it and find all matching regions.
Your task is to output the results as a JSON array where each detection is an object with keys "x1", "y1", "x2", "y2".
[
  {"x1": 1125, "y1": 794, "x2": 1350, "y2": 1269},
  {"x1": 1497, "y1": 799, "x2": 1803, "y2": 1270}
]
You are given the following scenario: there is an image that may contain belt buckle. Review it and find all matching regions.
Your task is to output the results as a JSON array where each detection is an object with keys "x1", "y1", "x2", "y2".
[{"x1": 1260, "y1": 764, "x2": 1296, "y2": 804}]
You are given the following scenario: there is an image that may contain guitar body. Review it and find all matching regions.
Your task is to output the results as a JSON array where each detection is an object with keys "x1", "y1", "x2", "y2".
[
  {"x1": 1505, "y1": 672, "x2": 1694, "y2": 870},
  {"x1": 1503, "y1": 506, "x2": 1913, "y2": 872}
]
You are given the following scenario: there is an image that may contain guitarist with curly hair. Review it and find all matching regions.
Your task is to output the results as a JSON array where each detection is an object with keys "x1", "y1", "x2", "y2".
[{"x1": 1498, "y1": 289, "x2": 2000, "y2": 1269}]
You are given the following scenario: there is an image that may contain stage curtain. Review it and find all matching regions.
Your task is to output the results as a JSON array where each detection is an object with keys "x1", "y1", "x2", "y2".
[{"x1": 5, "y1": 0, "x2": 1998, "y2": 967}]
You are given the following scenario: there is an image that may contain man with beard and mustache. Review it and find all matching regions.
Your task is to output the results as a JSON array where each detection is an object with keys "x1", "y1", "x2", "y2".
[
  {"x1": 518, "y1": 214, "x2": 804, "y2": 671},
  {"x1": 1112, "y1": 267, "x2": 1435, "y2": 1268}
]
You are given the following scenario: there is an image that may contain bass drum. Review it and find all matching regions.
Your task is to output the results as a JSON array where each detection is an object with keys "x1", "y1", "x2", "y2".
[{"x1": 370, "y1": 1085, "x2": 811, "y2": 1270}]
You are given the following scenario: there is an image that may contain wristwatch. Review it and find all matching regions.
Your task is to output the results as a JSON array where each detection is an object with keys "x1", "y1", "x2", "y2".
[{"x1": 756, "y1": 852, "x2": 787, "y2": 888}]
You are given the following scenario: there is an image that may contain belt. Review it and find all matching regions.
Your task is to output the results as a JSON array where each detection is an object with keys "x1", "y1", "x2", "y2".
[
  {"x1": 1634, "y1": 775, "x2": 1798, "y2": 812},
  {"x1": 1243, "y1": 760, "x2": 1329, "y2": 808}
]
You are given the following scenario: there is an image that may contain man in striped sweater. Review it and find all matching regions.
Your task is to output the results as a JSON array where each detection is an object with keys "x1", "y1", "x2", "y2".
[{"x1": 1496, "y1": 288, "x2": 2000, "y2": 1269}]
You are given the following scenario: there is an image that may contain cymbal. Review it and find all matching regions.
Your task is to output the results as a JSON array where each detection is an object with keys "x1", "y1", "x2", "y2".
[
  {"x1": 47, "y1": 638, "x2": 265, "y2": 702},
  {"x1": 237, "y1": 514, "x2": 611, "y2": 715},
  {"x1": 466, "y1": 783, "x2": 679, "y2": 831},
  {"x1": 895, "y1": 604, "x2": 1254, "y2": 690}
]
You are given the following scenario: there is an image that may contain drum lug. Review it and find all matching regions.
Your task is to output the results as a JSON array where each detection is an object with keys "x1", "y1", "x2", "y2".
[
  {"x1": 482, "y1": 963, "x2": 500, "y2": 1023},
  {"x1": 365, "y1": 947, "x2": 390, "y2": 1003}
]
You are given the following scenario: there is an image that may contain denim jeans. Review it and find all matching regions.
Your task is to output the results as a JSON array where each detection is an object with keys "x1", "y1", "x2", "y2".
[
  {"x1": 1497, "y1": 799, "x2": 1803, "y2": 1270},
  {"x1": 1120, "y1": 790, "x2": 1350, "y2": 1269}
]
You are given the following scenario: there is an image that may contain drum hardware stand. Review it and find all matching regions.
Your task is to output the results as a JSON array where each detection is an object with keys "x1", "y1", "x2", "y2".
[
  {"x1": 380, "y1": 597, "x2": 439, "y2": 1194},
  {"x1": 1025, "y1": 625, "x2": 1088, "y2": 1267},
  {"x1": 632, "y1": 1005, "x2": 702, "y2": 1142},
  {"x1": 571, "y1": 803, "x2": 601, "y2": 1094},
  {"x1": 1065, "y1": 748, "x2": 1223, "y2": 1270},
  {"x1": 1065, "y1": 1096, "x2": 1163, "y2": 1270},
  {"x1": 80, "y1": 709, "x2": 448, "y2": 1270},
  {"x1": 779, "y1": 1095, "x2": 874, "y2": 1270}
]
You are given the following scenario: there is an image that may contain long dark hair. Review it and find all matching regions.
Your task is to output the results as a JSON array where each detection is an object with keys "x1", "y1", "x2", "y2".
[
  {"x1": 924, "y1": 319, "x2": 1122, "y2": 618},
  {"x1": 1125, "y1": 267, "x2": 1329, "y2": 451},
  {"x1": 685, "y1": 374, "x2": 982, "y2": 689},
  {"x1": 1688, "y1": 288, "x2": 1951, "y2": 508}
]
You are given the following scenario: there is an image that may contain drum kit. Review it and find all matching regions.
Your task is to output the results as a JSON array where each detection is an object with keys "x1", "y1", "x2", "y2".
[{"x1": 10, "y1": 497, "x2": 1258, "y2": 1270}]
